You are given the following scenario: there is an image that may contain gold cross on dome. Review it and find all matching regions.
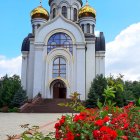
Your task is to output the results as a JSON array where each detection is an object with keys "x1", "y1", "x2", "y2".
[{"x1": 40, "y1": 0, "x2": 42, "y2": 6}]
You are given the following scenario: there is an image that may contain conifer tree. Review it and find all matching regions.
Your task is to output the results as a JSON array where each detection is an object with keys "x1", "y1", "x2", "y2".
[{"x1": 86, "y1": 74, "x2": 107, "y2": 107}]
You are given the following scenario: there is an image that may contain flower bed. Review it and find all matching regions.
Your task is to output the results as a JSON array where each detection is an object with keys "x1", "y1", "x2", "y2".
[{"x1": 54, "y1": 103, "x2": 140, "y2": 140}]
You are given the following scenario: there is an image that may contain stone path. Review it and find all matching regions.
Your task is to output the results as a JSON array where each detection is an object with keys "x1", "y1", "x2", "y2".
[{"x1": 0, "y1": 113, "x2": 70, "y2": 140}]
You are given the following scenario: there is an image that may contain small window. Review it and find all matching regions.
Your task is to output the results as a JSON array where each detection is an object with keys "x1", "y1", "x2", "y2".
[
  {"x1": 87, "y1": 24, "x2": 90, "y2": 33},
  {"x1": 62, "y1": 6, "x2": 67, "y2": 18},
  {"x1": 81, "y1": 24, "x2": 84, "y2": 32},
  {"x1": 73, "y1": 8, "x2": 77, "y2": 21},
  {"x1": 37, "y1": 24, "x2": 40, "y2": 29},
  {"x1": 92, "y1": 25, "x2": 94, "y2": 34},
  {"x1": 53, "y1": 8, "x2": 56, "y2": 18}
]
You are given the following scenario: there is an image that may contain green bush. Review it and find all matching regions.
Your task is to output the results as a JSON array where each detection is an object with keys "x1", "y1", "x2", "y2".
[
  {"x1": 86, "y1": 74, "x2": 107, "y2": 108},
  {"x1": 8, "y1": 107, "x2": 19, "y2": 112},
  {"x1": 0, "y1": 74, "x2": 27, "y2": 108}
]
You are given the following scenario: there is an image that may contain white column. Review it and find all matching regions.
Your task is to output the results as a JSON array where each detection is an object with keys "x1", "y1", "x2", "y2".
[
  {"x1": 26, "y1": 39, "x2": 35, "y2": 99},
  {"x1": 76, "y1": 43, "x2": 86, "y2": 100},
  {"x1": 86, "y1": 40, "x2": 96, "y2": 99},
  {"x1": 33, "y1": 44, "x2": 44, "y2": 97},
  {"x1": 21, "y1": 51, "x2": 28, "y2": 90},
  {"x1": 95, "y1": 51, "x2": 105, "y2": 76}
]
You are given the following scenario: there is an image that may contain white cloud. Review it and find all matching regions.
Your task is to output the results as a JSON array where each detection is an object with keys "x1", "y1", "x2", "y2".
[
  {"x1": 0, "y1": 55, "x2": 21, "y2": 78},
  {"x1": 106, "y1": 22, "x2": 140, "y2": 81}
]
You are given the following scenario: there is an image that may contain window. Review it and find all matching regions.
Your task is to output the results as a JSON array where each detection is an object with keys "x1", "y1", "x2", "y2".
[
  {"x1": 92, "y1": 24, "x2": 94, "y2": 34},
  {"x1": 53, "y1": 57, "x2": 66, "y2": 79},
  {"x1": 81, "y1": 24, "x2": 84, "y2": 32},
  {"x1": 53, "y1": 8, "x2": 56, "y2": 18},
  {"x1": 87, "y1": 24, "x2": 90, "y2": 33},
  {"x1": 62, "y1": 6, "x2": 67, "y2": 18},
  {"x1": 73, "y1": 8, "x2": 77, "y2": 21},
  {"x1": 47, "y1": 33, "x2": 73, "y2": 54}
]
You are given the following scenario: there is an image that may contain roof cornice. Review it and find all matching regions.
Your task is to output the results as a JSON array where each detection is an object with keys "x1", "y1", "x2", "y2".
[{"x1": 48, "y1": 0, "x2": 83, "y2": 6}]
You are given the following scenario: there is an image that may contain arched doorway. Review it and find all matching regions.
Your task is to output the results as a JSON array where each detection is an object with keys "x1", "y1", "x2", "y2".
[{"x1": 53, "y1": 80, "x2": 66, "y2": 99}]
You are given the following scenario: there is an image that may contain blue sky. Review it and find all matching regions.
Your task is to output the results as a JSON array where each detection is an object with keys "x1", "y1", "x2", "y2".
[
  {"x1": 0, "y1": 0, "x2": 139, "y2": 58},
  {"x1": 0, "y1": 0, "x2": 140, "y2": 80}
]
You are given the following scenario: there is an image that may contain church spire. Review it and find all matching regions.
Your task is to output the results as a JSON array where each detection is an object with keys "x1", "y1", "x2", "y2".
[
  {"x1": 86, "y1": 0, "x2": 89, "y2": 5},
  {"x1": 40, "y1": 0, "x2": 42, "y2": 6}
]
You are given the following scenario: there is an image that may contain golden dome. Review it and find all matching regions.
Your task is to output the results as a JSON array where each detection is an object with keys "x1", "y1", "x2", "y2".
[
  {"x1": 78, "y1": 3, "x2": 96, "y2": 18},
  {"x1": 31, "y1": 6, "x2": 49, "y2": 20}
]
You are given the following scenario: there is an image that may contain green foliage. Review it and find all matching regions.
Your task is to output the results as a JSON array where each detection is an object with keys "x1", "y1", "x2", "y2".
[
  {"x1": 0, "y1": 74, "x2": 25, "y2": 108},
  {"x1": 86, "y1": 74, "x2": 107, "y2": 108},
  {"x1": 107, "y1": 74, "x2": 125, "y2": 107},
  {"x1": 58, "y1": 92, "x2": 86, "y2": 113},
  {"x1": 20, "y1": 124, "x2": 55, "y2": 140},
  {"x1": 8, "y1": 107, "x2": 19, "y2": 112},
  {"x1": 11, "y1": 88, "x2": 27, "y2": 107},
  {"x1": 124, "y1": 80, "x2": 140, "y2": 105}
]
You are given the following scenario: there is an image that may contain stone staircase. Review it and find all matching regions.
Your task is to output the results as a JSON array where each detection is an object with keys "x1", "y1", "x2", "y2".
[{"x1": 20, "y1": 98, "x2": 74, "y2": 113}]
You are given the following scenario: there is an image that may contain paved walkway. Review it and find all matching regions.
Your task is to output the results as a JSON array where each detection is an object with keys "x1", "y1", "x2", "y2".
[{"x1": 0, "y1": 113, "x2": 70, "y2": 140}]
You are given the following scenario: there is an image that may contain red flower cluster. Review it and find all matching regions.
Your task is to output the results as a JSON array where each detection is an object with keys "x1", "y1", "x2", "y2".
[
  {"x1": 54, "y1": 116, "x2": 66, "y2": 139},
  {"x1": 93, "y1": 126, "x2": 117, "y2": 140},
  {"x1": 54, "y1": 103, "x2": 140, "y2": 140},
  {"x1": 95, "y1": 116, "x2": 110, "y2": 126}
]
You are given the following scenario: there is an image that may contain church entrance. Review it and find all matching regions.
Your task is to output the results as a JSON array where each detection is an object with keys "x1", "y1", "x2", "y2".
[{"x1": 53, "y1": 80, "x2": 66, "y2": 99}]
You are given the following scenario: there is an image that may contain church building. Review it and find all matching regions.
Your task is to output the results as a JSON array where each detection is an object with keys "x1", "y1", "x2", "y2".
[{"x1": 21, "y1": 0, "x2": 105, "y2": 101}]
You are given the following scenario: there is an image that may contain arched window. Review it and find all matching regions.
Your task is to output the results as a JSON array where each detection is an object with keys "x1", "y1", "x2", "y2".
[
  {"x1": 47, "y1": 33, "x2": 73, "y2": 54},
  {"x1": 92, "y1": 24, "x2": 94, "y2": 34},
  {"x1": 73, "y1": 8, "x2": 77, "y2": 21},
  {"x1": 53, "y1": 57, "x2": 66, "y2": 79},
  {"x1": 62, "y1": 6, "x2": 67, "y2": 18},
  {"x1": 87, "y1": 23, "x2": 90, "y2": 33},
  {"x1": 81, "y1": 24, "x2": 84, "y2": 32},
  {"x1": 53, "y1": 8, "x2": 56, "y2": 18}
]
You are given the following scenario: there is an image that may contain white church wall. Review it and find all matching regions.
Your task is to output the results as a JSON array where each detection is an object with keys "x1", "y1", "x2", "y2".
[
  {"x1": 86, "y1": 41, "x2": 96, "y2": 99},
  {"x1": 35, "y1": 15, "x2": 85, "y2": 44},
  {"x1": 21, "y1": 51, "x2": 28, "y2": 90},
  {"x1": 95, "y1": 51, "x2": 105, "y2": 76},
  {"x1": 49, "y1": 0, "x2": 81, "y2": 21},
  {"x1": 76, "y1": 45, "x2": 86, "y2": 100},
  {"x1": 33, "y1": 44, "x2": 44, "y2": 97},
  {"x1": 26, "y1": 40, "x2": 35, "y2": 99}
]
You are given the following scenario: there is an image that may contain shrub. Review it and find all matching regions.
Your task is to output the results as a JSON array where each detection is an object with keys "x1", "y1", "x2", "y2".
[
  {"x1": 11, "y1": 88, "x2": 27, "y2": 107},
  {"x1": 86, "y1": 74, "x2": 107, "y2": 108}
]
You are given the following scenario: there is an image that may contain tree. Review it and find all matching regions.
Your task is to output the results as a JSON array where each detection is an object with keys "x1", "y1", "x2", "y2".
[
  {"x1": 86, "y1": 74, "x2": 107, "y2": 108},
  {"x1": 0, "y1": 75, "x2": 24, "y2": 107},
  {"x1": 11, "y1": 88, "x2": 27, "y2": 107},
  {"x1": 107, "y1": 74, "x2": 125, "y2": 107},
  {"x1": 124, "y1": 80, "x2": 140, "y2": 104}
]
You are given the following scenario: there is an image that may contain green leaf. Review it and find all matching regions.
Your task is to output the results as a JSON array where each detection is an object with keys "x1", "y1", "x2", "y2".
[{"x1": 97, "y1": 99, "x2": 102, "y2": 109}]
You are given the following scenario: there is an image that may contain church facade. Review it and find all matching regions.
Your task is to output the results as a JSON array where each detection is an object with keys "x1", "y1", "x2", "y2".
[{"x1": 21, "y1": 0, "x2": 105, "y2": 101}]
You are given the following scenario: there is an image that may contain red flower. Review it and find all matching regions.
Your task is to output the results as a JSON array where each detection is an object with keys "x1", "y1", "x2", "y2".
[
  {"x1": 76, "y1": 133, "x2": 80, "y2": 137},
  {"x1": 59, "y1": 116, "x2": 66, "y2": 125},
  {"x1": 73, "y1": 114, "x2": 86, "y2": 122},
  {"x1": 103, "y1": 116, "x2": 110, "y2": 122},
  {"x1": 54, "y1": 123, "x2": 60, "y2": 129},
  {"x1": 64, "y1": 131, "x2": 74, "y2": 140},
  {"x1": 123, "y1": 123, "x2": 129, "y2": 129},
  {"x1": 130, "y1": 128, "x2": 136, "y2": 133},
  {"x1": 93, "y1": 130, "x2": 101, "y2": 138},
  {"x1": 55, "y1": 129, "x2": 61, "y2": 139},
  {"x1": 95, "y1": 119, "x2": 104, "y2": 126},
  {"x1": 121, "y1": 136, "x2": 128, "y2": 140}
]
